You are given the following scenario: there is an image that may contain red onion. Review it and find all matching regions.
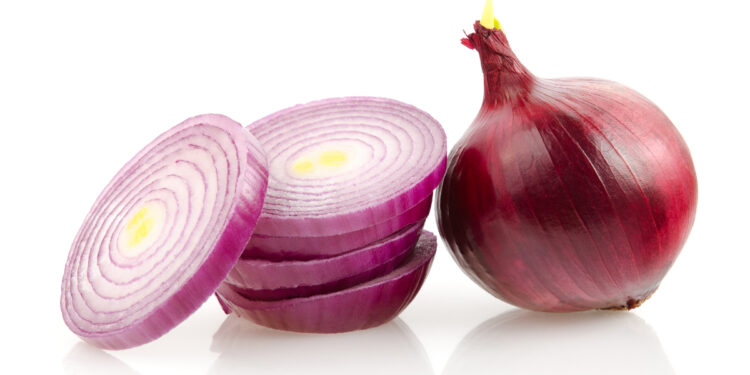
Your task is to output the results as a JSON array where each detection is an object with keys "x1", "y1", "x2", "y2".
[
  {"x1": 60, "y1": 114, "x2": 269, "y2": 349},
  {"x1": 243, "y1": 195, "x2": 432, "y2": 260},
  {"x1": 216, "y1": 231, "x2": 437, "y2": 333},
  {"x1": 225, "y1": 221, "x2": 424, "y2": 300},
  {"x1": 247, "y1": 97, "x2": 446, "y2": 237},
  {"x1": 216, "y1": 97, "x2": 445, "y2": 332},
  {"x1": 437, "y1": 7, "x2": 697, "y2": 312}
]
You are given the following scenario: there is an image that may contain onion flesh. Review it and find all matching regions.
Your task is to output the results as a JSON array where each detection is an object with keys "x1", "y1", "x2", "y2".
[
  {"x1": 248, "y1": 97, "x2": 446, "y2": 237},
  {"x1": 437, "y1": 17, "x2": 697, "y2": 312},
  {"x1": 225, "y1": 220, "x2": 424, "y2": 300},
  {"x1": 60, "y1": 114, "x2": 268, "y2": 349},
  {"x1": 217, "y1": 231, "x2": 437, "y2": 333}
]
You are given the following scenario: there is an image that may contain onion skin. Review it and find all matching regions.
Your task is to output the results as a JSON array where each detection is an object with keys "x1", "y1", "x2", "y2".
[
  {"x1": 243, "y1": 195, "x2": 432, "y2": 260},
  {"x1": 225, "y1": 220, "x2": 424, "y2": 300},
  {"x1": 437, "y1": 22, "x2": 697, "y2": 312},
  {"x1": 217, "y1": 231, "x2": 437, "y2": 333}
]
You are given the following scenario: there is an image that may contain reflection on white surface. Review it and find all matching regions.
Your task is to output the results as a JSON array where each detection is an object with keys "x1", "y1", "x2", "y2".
[
  {"x1": 63, "y1": 343, "x2": 140, "y2": 375},
  {"x1": 209, "y1": 316, "x2": 434, "y2": 375},
  {"x1": 443, "y1": 310, "x2": 675, "y2": 375}
]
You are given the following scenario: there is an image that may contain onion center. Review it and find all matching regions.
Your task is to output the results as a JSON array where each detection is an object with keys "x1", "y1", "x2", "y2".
[
  {"x1": 287, "y1": 142, "x2": 363, "y2": 178},
  {"x1": 118, "y1": 201, "x2": 167, "y2": 257}
]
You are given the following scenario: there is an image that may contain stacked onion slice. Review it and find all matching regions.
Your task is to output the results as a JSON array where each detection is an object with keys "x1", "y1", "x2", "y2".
[
  {"x1": 61, "y1": 98, "x2": 446, "y2": 348},
  {"x1": 216, "y1": 97, "x2": 447, "y2": 332},
  {"x1": 61, "y1": 115, "x2": 269, "y2": 349},
  {"x1": 217, "y1": 231, "x2": 437, "y2": 333}
]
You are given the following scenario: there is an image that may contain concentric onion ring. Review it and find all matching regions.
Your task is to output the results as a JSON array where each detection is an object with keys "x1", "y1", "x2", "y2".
[
  {"x1": 248, "y1": 97, "x2": 447, "y2": 237},
  {"x1": 61, "y1": 114, "x2": 268, "y2": 350}
]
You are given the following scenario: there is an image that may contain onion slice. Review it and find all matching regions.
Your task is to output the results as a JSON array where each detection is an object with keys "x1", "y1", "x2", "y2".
[
  {"x1": 225, "y1": 220, "x2": 424, "y2": 300},
  {"x1": 243, "y1": 195, "x2": 432, "y2": 260},
  {"x1": 248, "y1": 97, "x2": 446, "y2": 237},
  {"x1": 60, "y1": 114, "x2": 269, "y2": 350},
  {"x1": 217, "y1": 231, "x2": 437, "y2": 333}
]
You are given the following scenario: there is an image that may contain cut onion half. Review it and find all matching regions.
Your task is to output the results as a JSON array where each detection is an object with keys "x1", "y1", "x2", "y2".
[
  {"x1": 243, "y1": 195, "x2": 432, "y2": 260},
  {"x1": 61, "y1": 114, "x2": 269, "y2": 350},
  {"x1": 225, "y1": 220, "x2": 424, "y2": 300},
  {"x1": 216, "y1": 231, "x2": 437, "y2": 333},
  {"x1": 248, "y1": 97, "x2": 447, "y2": 237}
]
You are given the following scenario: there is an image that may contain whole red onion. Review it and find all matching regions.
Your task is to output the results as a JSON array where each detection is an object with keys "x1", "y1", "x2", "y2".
[{"x1": 437, "y1": 20, "x2": 697, "y2": 312}]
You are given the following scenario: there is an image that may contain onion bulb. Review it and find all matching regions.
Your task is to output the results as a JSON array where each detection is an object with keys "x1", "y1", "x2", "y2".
[{"x1": 437, "y1": 3, "x2": 697, "y2": 312}]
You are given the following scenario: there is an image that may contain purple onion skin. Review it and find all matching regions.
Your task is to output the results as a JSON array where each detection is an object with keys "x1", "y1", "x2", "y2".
[
  {"x1": 228, "y1": 248, "x2": 412, "y2": 301},
  {"x1": 217, "y1": 231, "x2": 437, "y2": 333},
  {"x1": 225, "y1": 221, "x2": 424, "y2": 300},
  {"x1": 437, "y1": 23, "x2": 698, "y2": 312},
  {"x1": 243, "y1": 195, "x2": 432, "y2": 260}
]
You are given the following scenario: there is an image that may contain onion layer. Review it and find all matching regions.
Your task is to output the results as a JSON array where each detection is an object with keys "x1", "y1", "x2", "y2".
[
  {"x1": 248, "y1": 97, "x2": 446, "y2": 237},
  {"x1": 437, "y1": 19, "x2": 697, "y2": 312},
  {"x1": 225, "y1": 221, "x2": 424, "y2": 300},
  {"x1": 243, "y1": 195, "x2": 432, "y2": 260},
  {"x1": 61, "y1": 114, "x2": 268, "y2": 349},
  {"x1": 217, "y1": 231, "x2": 437, "y2": 333}
]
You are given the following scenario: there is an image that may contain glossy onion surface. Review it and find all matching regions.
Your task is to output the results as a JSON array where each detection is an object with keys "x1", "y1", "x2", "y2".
[
  {"x1": 225, "y1": 221, "x2": 424, "y2": 300},
  {"x1": 217, "y1": 231, "x2": 437, "y2": 333},
  {"x1": 437, "y1": 22, "x2": 697, "y2": 312},
  {"x1": 243, "y1": 195, "x2": 432, "y2": 260}
]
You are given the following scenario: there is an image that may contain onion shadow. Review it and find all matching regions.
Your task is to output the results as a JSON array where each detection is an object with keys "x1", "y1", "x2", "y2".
[
  {"x1": 442, "y1": 310, "x2": 675, "y2": 375},
  {"x1": 209, "y1": 315, "x2": 434, "y2": 375},
  {"x1": 63, "y1": 342, "x2": 140, "y2": 375}
]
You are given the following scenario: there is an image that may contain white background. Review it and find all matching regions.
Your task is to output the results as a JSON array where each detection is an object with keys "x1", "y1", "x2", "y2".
[{"x1": 1, "y1": 0, "x2": 748, "y2": 373}]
